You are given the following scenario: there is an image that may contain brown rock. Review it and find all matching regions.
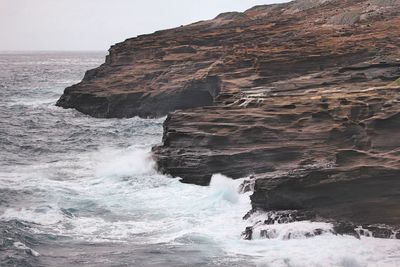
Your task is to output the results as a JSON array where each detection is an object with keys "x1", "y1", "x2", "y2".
[{"x1": 56, "y1": 0, "x2": 400, "y2": 230}]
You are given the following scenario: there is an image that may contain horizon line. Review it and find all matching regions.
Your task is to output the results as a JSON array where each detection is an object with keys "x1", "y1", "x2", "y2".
[{"x1": 0, "y1": 50, "x2": 108, "y2": 53}]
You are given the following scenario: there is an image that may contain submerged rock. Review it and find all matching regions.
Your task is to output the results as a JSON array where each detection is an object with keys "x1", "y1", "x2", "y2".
[
  {"x1": 57, "y1": 0, "x2": 400, "y2": 231},
  {"x1": 242, "y1": 227, "x2": 253, "y2": 241}
]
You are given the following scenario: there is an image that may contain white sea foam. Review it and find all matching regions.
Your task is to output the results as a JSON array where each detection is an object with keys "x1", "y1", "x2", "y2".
[
  {"x1": 1, "y1": 207, "x2": 64, "y2": 226},
  {"x1": 1, "y1": 119, "x2": 400, "y2": 266},
  {"x1": 13, "y1": 242, "x2": 40, "y2": 257},
  {"x1": 209, "y1": 173, "x2": 242, "y2": 204},
  {"x1": 94, "y1": 146, "x2": 156, "y2": 178}
]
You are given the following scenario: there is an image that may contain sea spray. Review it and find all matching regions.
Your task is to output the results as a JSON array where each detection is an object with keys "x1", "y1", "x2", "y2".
[
  {"x1": 95, "y1": 146, "x2": 157, "y2": 178},
  {"x1": 209, "y1": 174, "x2": 243, "y2": 204},
  {"x1": 1, "y1": 52, "x2": 400, "y2": 266}
]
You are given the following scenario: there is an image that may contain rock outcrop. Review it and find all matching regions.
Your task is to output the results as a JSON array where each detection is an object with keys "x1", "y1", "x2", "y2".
[{"x1": 57, "y1": 0, "x2": 400, "y2": 232}]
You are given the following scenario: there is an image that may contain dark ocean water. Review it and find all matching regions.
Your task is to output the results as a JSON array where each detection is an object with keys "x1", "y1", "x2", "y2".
[{"x1": 0, "y1": 52, "x2": 399, "y2": 267}]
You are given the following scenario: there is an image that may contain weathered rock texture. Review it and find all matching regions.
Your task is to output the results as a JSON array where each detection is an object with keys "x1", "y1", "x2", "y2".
[{"x1": 58, "y1": 0, "x2": 400, "y2": 230}]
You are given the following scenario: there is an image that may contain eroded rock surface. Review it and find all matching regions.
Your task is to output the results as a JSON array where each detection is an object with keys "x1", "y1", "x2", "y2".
[
  {"x1": 242, "y1": 210, "x2": 400, "y2": 240},
  {"x1": 57, "y1": 0, "x2": 400, "y2": 230}
]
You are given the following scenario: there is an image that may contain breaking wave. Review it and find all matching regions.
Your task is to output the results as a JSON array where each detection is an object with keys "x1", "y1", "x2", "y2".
[{"x1": 1, "y1": 52, "x2": 400, "y2": 267}]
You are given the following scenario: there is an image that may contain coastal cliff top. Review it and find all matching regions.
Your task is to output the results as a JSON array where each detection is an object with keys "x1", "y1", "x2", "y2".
[{"x1": 57, "y1": 0, "x2": 400, "y2": 118}]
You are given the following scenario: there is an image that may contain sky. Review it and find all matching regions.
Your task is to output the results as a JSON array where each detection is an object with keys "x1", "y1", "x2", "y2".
[{"x1": 0, "y1": 0, "x2": 289, "y2": 51}]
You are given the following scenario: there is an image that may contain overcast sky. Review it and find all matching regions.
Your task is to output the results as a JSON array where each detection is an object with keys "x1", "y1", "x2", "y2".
[{"x1": 0, "y1": 0, "x2": 289, "y2": 51}]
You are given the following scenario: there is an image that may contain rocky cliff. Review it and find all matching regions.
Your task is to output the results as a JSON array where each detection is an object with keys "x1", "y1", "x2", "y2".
[{"x1": 57, "y1": 0, "x2": 400, "y2": 237}]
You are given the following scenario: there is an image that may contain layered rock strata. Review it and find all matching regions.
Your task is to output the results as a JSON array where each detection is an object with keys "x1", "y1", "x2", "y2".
[{"x1": 57, "y1": 0, "x2": 400, "y2": 232}]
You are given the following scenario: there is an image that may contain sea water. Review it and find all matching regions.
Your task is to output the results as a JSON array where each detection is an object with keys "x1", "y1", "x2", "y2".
[{"x1": 0, "y1": 52, "x2": 399, "y2": 267}]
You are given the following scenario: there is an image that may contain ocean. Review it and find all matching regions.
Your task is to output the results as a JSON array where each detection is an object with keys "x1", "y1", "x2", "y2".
[{"x1": 0, "y1": 52, "x2": 399, "y2": 267}]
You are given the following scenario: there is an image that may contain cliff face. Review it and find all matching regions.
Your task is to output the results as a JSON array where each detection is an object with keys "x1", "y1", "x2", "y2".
[
  {"x1": 57, "y1": 0, "x2": 399, "y2": 118},
  {"x1": 57, "y1": 0, "x2": 400, "y2": 233}
]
